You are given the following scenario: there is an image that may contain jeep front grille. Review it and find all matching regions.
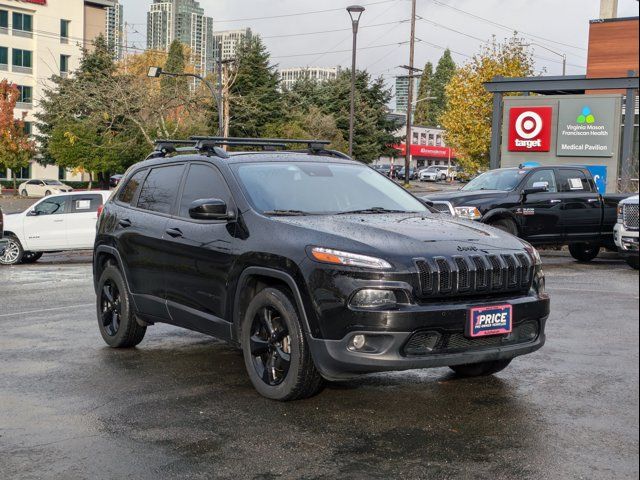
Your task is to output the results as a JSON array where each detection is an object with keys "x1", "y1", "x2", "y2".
[
  {"x1": 623, "y1": 204, "x2": 639, "y2": 231},
  {"x1": 415, "y1": 252, "x2": 534, "y2": 298}
]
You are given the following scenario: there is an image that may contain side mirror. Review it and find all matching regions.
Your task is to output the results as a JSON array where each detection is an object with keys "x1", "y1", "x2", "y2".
[
  {"x1": 523, "y1": 182, "x2": 549, "y2": 196},
  {"x1": 27, "y1": 210, "x2": 38, "y2": 217},
  {"x1": 188, "y1": 198, "x2": 232, "y2": 221}
]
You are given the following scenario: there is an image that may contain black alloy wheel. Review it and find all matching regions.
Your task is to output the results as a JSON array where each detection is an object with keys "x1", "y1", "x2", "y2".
[
  {"x1": 100, "y1": 280, "x2": 122, "y2": 337},
  {"x1": 249, "y1": 306, "x2": 292, "y2": 386}
]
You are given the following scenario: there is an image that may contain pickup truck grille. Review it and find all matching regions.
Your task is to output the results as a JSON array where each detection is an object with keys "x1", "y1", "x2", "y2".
[
  {"x1": 623, "y1": 204, "x2": 639, "y2": 231},
  {"x1": 415, "y1": 253, "x2": 533, "y2": 298}
]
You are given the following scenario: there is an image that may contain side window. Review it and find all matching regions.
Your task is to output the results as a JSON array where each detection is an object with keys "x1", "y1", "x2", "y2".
[
  {"x1": 524, "y1": 170, "x2": 557, "y2": 193},
  {"x1": 117, "y1": 169, "x2": 147, "y2": 205},
  {"x1": 137, "y1": 164, "x2": 185, "y2": 214},
  {"x1": 556, "y1": 169, "x2": 592, "y2": 193},
  {"x1": 33, "y1": 196, "x2": 68, "y2": 216},
  {"x1": 71, "y1": 194, "x2": 102, "y2": 213},
  {"x1": 178, "y1": 164, "x2": 231, "y2": 218}
]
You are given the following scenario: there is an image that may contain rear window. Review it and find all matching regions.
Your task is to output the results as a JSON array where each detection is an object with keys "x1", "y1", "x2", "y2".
[
  {"x1": 71, "y1": 194, "x2": 103, "y2": 213},
  {"x1": 117, "y1": 169, "x2": 147, "y2": 205},
  {"x1": 556, "y1": 169, "x2": 593, "y2": 193},
  {"x1": 137, "y1": 165, "x2": 185, "y2": 214}
]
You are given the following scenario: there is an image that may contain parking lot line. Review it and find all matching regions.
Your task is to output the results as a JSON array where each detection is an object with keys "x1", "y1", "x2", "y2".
[{"x1": 0, "y1": 303, "x2": 93, "y2": 318}]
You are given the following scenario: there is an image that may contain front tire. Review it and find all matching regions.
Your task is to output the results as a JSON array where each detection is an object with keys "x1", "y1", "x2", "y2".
[
  {"x1": 0, "y1": 235, "x2": 24, "y2": 265},
  {"x1": 96, "y1": 264, "x2": 146, "y2": 348},
  {"x1": 21, "y1": 189, "x2": 28, "y2": 197},
  {"x1": 241, "y1": 287, "x2": 324, "y2": 401},
  {"x1": 626, "y1": 256, "x2": 639, "y2": 270},
  {"x1": 569, "y1": 243, "x2": 600, "y2": 262},
  {"x1": 44, "y1": 190, "x2": 51, "y2": 196},
  {"x1": 450, "y1": 359, "x2": 512, "y2": 377},
  {"x1": 489, "y1": 218, "x2": 518, "y2": 236}
]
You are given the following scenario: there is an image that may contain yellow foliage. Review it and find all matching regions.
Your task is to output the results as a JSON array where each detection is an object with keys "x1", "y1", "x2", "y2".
[{"x1": 441, "y1": 35, "x2": 537, "y2": 173}]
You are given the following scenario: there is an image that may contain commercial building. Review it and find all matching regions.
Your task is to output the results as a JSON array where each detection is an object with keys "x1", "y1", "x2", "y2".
[
  {"x1": 147, "y1": 0, "x2": 214, "y2": 75},
  {"x1": 213, "y1": 28, "x2": 251, "y2": 62},
  {"x1": 395, "y1": 74, "x2": 419, "y2": 113},
  {"x1": 376, "y1": 125, "x2": 457, "y2": 169},
  {"x1": 279, "y1": 66, "x2": 340, "y2": 90},
  {"x1": 105, "y1": 0, "x2": 123, "y2": 60},
  {"x1": 0, "y1": 0, "x2": 114, "y2": 182}
]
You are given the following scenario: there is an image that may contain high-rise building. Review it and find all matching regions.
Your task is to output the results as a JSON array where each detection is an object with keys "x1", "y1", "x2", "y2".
[
  {"x1": 105, "y1": 0, "x2": 124, "y2": 60},
  {"x1": 213, "y1": 28, "x2": 252, "y2": 62},
  {"x1": 279, "y1": 67, "x2": 340, "y2": 90},
  {"x1": 0, "y1": 0, "x2": 115, "y2": 181},
  {"x1": 395, "y1": 75, "x2": 420, "y2": 113},
  {"x1": 147, "y1": 0, "x2": 213, "y2": 74}
]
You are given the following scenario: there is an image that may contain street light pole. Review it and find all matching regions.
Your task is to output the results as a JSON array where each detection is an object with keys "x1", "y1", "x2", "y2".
[
  {"x1": 404, "y1": 0, "x2": 417, "y2": 187},
  {"x1": 347, "y1": 5, "x2": 365, "y2": 158},
  {"x1": 147, "y1": 66, "x2": 224, "y2": 137}
]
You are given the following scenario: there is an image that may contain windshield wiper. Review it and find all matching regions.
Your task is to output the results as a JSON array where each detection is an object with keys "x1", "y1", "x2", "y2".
[
  {"x1": 338, "y1": 207, "x2": 411, "y2": 215},
  {"x1": 263, "y1": 209, "x2": 309, "y2": 216}
]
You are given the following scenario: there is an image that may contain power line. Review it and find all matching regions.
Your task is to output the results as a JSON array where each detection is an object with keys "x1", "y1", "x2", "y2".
[
  {"x1": 272, "y1": 40, "x2": 414, "y2": 60},
  {"x1": 262, "y1": 19, "x2": 408, "y2": 40}
]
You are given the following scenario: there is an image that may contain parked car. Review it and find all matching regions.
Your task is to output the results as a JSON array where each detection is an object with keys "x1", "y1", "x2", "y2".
[
  {"x1": 0, "y1": 191, "x2": 111, "y2": 265},
  {"x1": 394, "y1": 166, "x2": 418, "y2": 180},
  {"x1": 0, "y1": 205, "x2": 6, "y2": 257},
  {"x1": 93, "y1": 137, "x2": 549, "y2": 401},
  {"x1": 614, "y1": 195, "x2": 639, "y2": 269},
  {"x1": 18, "y1": 179, "x2": 73, "y2": 198},
  {"x1": 423, "y1": 165, "x2": 629, "y2": 262},
  {"x1": 419, "y1": 165, "x2": 455, "y2": 182},
  {"x1": 109, "y1": 174, "x2": 124, "y2": 188}
]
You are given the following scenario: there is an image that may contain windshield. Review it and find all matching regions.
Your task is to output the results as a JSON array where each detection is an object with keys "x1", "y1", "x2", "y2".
[
  {"x1": 462, "y1": 169, "x2": 526, "y2": 192},
  {"x1": 233, "y1": 162, "x2": 428, "y2": 215},
  {"x1": 44, "y1": 180, "x2": 63, "y2": 186}
]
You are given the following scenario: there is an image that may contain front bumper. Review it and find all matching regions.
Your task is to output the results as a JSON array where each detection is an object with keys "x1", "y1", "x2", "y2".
[
  {"x1": 308, "y1": 294, "x2": 549, "y2": 380},
  {"x1": 614, "y1": 223, "x2": 639, "y2": 258}
]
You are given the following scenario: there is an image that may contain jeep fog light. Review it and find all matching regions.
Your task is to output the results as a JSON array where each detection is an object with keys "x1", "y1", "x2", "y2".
[
  {"x1": 350, "y1": 289, "x2": 397, "y2": 309},
  {"x1": 350, "y1": 334, "x2": 366, "y2": 351}
]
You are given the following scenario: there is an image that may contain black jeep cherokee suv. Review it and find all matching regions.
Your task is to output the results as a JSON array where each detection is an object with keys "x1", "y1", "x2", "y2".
[{"x1": 93, "y1": 138, "x2": 550, "y2": 401}]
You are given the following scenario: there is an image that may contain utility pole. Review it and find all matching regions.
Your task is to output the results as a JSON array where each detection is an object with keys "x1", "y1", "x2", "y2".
[
  {"x1": 403, "y1": 0, "x2": 417, "y2": 187},
  {"x1": 216, "y1": 43, "x2": 224, "y2": 137}
]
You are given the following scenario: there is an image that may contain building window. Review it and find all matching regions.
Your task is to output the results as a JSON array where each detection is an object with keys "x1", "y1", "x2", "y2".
[
  {"x1": 60, "y1": 54, "x2": 70, "y2": 75},
  {"x1": 0, "y1": 46, "x2": 7, "y2": 69},
  {"x1": 17, "y1": 85, "x2": 33, "y2": 105},
  {"x1": 23, "y1": 121, "x2": 32, "y2": 135},
  {"x1": 12, "y1": 48, "x2": 32, "y2": 73},
  {"x1": 60, "y1": 19, "x2": 70, "y2": 43},
  {"x1": 18, "y1": 164, "x2": 31, "y2": 180},
  {"x1": 12, "y1": 12, "x2": 33, "y2": 36},
  {"x1": 0, "y1": 10, "x2": 8, "y2": 33},
  {"x1": 435, "y1": 135, "x2": 442, "y2": 146},
  {"x1": 58, "y1": 166, "x2": 66, "y2": 181},
  {"x1": 428, "y1": 134, "x2": 434, "y2": 146}
]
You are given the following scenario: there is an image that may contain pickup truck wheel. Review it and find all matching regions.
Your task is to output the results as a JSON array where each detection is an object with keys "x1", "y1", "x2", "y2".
[
  {"x1": 488, "y1": 218, "x2": 518, "y2": 236},
  {"x1": 21, "y1": 252, "x2": 43, "y2": 264},
  {"x1": 450, "y1": 359, "x2": 512, "y2": 377},
  {"x1": 569, "y1": 243, "x2": 600, "y2": 262},
  {"x1": 241, "y1": 287, "x2": 324, "y2": 401},
  {"x1": 0, "y1": 234, "x2": 24, "y2": 265},
  {"x1": 96, "y1": 265, "x2": 146, "y2": 348},
  {"x1": 626, "y1": 256, "x2": 639, "y2": 270}
]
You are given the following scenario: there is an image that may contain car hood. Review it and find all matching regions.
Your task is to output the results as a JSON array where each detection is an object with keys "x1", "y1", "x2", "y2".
[
  {"x1": 620, "y1": 195, "x2": 639, "y2": 205},
  {"x1": 423, "y1": 189, "x2": 511, "y2": 206},
  {"x1": 272, "y1": 213, "x2": 526, "y2": 260},
  {"x1": 2, "y1": 213, "x2": 22, "y2": 231}
]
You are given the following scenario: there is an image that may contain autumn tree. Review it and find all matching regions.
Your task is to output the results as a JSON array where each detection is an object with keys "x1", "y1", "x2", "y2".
[
  {"x1": 413, "y1": 62, "x2": 433, "y2": 126},
  {"x1": 0, "y1": 80, "x2": 36, "y2": 193},
  {"x1": 441, "y1": 35, "x2": 536, "y2": 172}
]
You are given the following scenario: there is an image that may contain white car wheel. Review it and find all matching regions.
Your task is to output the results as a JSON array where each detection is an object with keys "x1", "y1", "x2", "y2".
[{"x1": 0, "y1": 236, "x2": 24, "y2": 265}]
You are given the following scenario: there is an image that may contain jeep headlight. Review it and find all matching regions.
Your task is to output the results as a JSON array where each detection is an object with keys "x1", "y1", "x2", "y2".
[
  {"x1": 524, "y1": 244, "x2": 542, "y2": 266},
  {"x1": 454, "y1": 206, "x2": 482, "y2": 220},
  {"x1": 310, "y1": 247, "x2": 392, "y2": 270},
  {"x1": 617, "y1": 205, "x2": 624, "y2": 223}
]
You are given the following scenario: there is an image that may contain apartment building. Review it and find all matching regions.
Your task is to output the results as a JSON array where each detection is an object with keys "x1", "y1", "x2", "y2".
[
  {"x1": 0, "y1": 0, "x2": 114, "y2": 181},
  {"x1": 105, "y1": 0, "x2": 123, "y2": 60},
  {"x1": 279, "y1": 66, "x2": 340, "y2": 90},
  {"x1": 213, "y1": 28, "x2": 251, "y2": 62}
]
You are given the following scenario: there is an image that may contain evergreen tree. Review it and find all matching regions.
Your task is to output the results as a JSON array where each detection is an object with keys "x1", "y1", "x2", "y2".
[
  {"x1": 161, "y1": 40, "x2": 188, "y2": 94},
  {"x1": 413, "y1": 62, "x2": 433, "y2": 126},
  {"x1": 230, "y1": 36, "x2": 282, "y2": 137},
  {"x1": 428, "y1": 49, "x2": 456, "y2": 126}
]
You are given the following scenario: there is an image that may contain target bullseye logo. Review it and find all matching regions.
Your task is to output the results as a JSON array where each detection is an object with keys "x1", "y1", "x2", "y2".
[{"x1": 508, "y1": 106, "x2": 552, "y2": 152}]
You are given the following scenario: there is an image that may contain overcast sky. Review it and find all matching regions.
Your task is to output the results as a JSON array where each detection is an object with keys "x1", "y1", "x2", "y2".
[{"x1": 120, "y1": 0, "x2": 639, "y2": 85}]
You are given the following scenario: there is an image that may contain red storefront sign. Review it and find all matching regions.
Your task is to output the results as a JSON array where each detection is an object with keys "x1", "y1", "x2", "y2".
[
  {"x1": 393, "y1": 144, "x2": 455, "y2": 159},
  {"x1": 19, "y1": 0, "x2": 47, "y2": 5},
  {"x1": 507, "y1": 106, "x2": 553, "y2": 152}
]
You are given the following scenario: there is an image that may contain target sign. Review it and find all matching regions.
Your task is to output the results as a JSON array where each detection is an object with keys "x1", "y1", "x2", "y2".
[{"x1": 508, "y1": 106, "x2": 552, "y2": 152}]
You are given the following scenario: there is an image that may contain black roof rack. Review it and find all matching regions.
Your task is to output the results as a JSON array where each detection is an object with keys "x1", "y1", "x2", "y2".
[{"x1": 149, "y1": 137, "x2": 343, "y2": 160}]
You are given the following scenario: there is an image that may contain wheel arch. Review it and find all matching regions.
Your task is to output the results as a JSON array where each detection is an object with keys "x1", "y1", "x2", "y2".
[
  {"x1": 94, "y1": 245, "x2": 132, "y2": 295},
  {"x1": 482, "y1": 209, "x2": 520, "y2": 234}
]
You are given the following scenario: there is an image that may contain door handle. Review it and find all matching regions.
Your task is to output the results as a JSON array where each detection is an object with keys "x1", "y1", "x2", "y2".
[
  {"x1": 53, "y1": 219, "x2": 64, "y2": 223},
  {"x1": 118, "y1": 218, "x2": 132, "y2": 228},
  {"x1": 588, "y1": 198, "x2": 599, "y2": 203},
  {"x1": 165, "y1": 228, "x2": 183, "y2": 238},
  {"x1": 549, "y1": 199, "x2": 562, "y2": 204}
]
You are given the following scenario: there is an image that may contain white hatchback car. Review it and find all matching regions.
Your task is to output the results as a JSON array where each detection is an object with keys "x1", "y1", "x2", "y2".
[
  {"x1": 18, "y1": 179, "x2": 74, "y2": 197},
  {"x1": 0, "y1": 191, "x2": 111, "y2": 265}
]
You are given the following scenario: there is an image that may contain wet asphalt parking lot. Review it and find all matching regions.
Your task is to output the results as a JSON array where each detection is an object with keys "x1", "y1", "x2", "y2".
[{"x1": 0, "y1": 251, "x2": 638, "y2": 480}]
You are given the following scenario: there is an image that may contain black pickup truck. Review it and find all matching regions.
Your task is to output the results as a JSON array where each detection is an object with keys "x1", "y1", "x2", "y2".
[{"x1": 424, "y1": 165, "x2": 629, "y2": 262}]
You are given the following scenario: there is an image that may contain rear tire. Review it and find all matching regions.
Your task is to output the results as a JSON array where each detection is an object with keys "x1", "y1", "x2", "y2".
[
  {"x1": 0, "y1": 234, "x2": 24, "y2": 265},
  {"x1": 96, "y1": 264, "x2": 146, "y2": 348},
  {"x1": 626, "y1": 256, "x2": 639, "y2": 270},
  {"x1": 489, "y1": 218, "x2": 518, "y2": 236},
  {"x1": 21, "y1": 252, "x2": 43, "y2": 264},
  {"x1": 450, "y1": 359, "x2": 512, "y2": 377},
  {"x1": 20, "y1": 189, "x2": 28, "y2": 197},
  {"x1": 241, "y1": 287, "x2": 324, "y2": 401},
  {"x1": 569, "y1": 243, "x2": 600, "y2": 262}
]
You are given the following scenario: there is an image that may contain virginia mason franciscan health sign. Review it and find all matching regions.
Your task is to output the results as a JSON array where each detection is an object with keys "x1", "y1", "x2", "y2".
[{"x1": 556, "y1": 97, "x2": 618, "y2": 157}]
